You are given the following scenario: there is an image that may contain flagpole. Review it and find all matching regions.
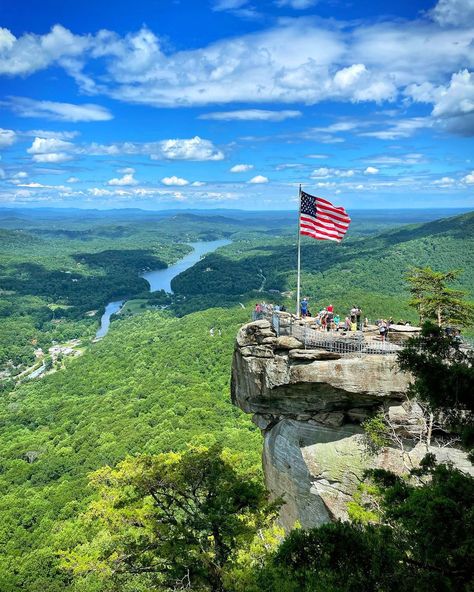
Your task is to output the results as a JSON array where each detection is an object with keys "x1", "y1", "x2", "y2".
[{"x1": 296, "y1": 184, "x2": 302, "y2": 317}]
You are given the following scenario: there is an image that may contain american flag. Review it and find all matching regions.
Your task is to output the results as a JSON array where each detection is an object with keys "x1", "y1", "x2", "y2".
[{"x1": 299, "y1": 191, "x2": 351, "y2": 242}]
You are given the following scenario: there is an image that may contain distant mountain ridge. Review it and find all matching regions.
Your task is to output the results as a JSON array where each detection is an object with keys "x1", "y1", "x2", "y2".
[{"x1": 171, "y1": 210, "x2": 474, "y2": 323}]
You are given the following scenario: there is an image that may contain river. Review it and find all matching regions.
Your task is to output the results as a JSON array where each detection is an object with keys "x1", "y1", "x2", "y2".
[{"x1": 95, "y1": 239, "x2": 230, "y2": 338}]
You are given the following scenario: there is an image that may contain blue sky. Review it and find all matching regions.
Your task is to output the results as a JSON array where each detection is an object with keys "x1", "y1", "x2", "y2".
[{"x1": 0, "y1": 0, "x2": 473, "y2": 210}]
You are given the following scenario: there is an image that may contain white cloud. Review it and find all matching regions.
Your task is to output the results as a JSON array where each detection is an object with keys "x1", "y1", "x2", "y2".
[
  {"x1": 248, "y1": 175, "x2": 269, "y2": 183},
  {"x1": 311, "y1": 167, "x2": 331, "y2": 178},
  {"x1": 151, "y1": 137, "x2": 224, "y2": 161},
  {"x1": 67, "y1": 176, "x2": 80, "y2": 183},
  {"x1": 331, "y1": 63, "x2": 395, "y2": 103},
  {"x1": 0, "y1": 168, "x2": 5, "y2": 179},
  {"x1": 9, "y1": 170, "x2": 28, "y2": 184},
  {"x1": 360, "y1": 118, "x2": 430, "y2": 140},
  {"x1": 108, "y1": 172, "x2": 138, "y2": 186},
  {"x1": 23, "y1": 135, "x2": 223, "y2": 165},
  {"x1": 432, "y1": 176, "x2": 456, "y2": 186},
  {"x1": 27, "y1": 136, "x2": 74, "y2": 154},
  {"x1": 0, "y1": 128, "x2": 16, "y2": 149},
  {"x1": 212, "y1": 0, "x2": 248, "y2": 11},
  {"x1": 32, "y1": 153, "x2": 74, "y2": 163},
  {"x1": 26, "y1": 136, "x2": 75, "y2": 163},
  {"x1": 0, "y1": 25, "x2": 90, "y2": 76},
  {"x1": 367, "y1": 153, "x2": 426, "y2": 165},
  {"x1": 430, "y1": 0, "x2": 474, "y2": 26},
  {"x1": 275, "y1": 0, "x2": 318, "y2": 8},
  {"x1": 89, "y1": 187, "x2": 114, "y2": 197},
  {"x1": 461, "y1": 170, "x2": 474, "y2": 184},
  {"x1": 161, "y1": 175, "x2": 190, "y2": 186},
  {"x1": 200, "y1": 109, "x2": 302, "y2": 121},
  {"x1": 22, "y1": 129, "x2": 79, "y2": 139},
  {"x1": 5, "y1": 97, "x2": 113, "y2": 122},
  {"x1": 307, "y1": 154, "x2": 329, "y2": 159},
  {"x1": 230, "y1": 163, "x2": 254, "y2": 172},
  {"x1": 2, "y1": 18, "x2": 474, "y2": 138},
  {"x1": 432, "y1": 70, "x2": 474, "y2": 135},
  {"x1": 118, "y1": 167, "x2": 135, "y2": 174},
  {"x1": 191, "y1": 181, "x2": 206, "y2": 186},
  {"x1": 275, "y1": 163, "x2": 303, "y2": 170},
  {"x1": 311, "y1": 167, "x2": 355, "y2": 178},
  {"x1": 364, "y1": 166, "x2": 379, "y2": 174},
  {"x1": 18, "y1": 182, "x2": 46, "y2": 188}
]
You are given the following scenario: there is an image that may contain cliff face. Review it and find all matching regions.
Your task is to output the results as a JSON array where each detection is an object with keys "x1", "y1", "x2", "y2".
[{"x1": 231, "y1": 319, "x2": 473, "y2": 530}]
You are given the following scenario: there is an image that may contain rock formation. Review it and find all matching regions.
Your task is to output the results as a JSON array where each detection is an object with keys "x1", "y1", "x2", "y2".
[{"x1": 231, "y1": 319, "x2": 473, "y2": 530}]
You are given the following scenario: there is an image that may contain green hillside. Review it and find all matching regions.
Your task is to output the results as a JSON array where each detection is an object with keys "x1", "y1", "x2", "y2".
[
  {"x1": 0, "y1": 305, "x2": 259, "y2": 591},
  {"x1": 0, "y1": 210, "x2": 473, "y2": 589},
  {"x1": 172, "y1": 211, "x2": 474, "y2": 323}
]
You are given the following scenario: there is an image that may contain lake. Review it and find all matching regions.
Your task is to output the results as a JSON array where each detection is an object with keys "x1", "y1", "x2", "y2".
[{"x1": 96, "y1": 239, "x2": 230, "y2": 338}]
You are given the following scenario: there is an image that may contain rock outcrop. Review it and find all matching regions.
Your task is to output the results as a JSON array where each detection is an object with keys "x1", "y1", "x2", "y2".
[{"x1": 231, "y1": 319, "x2": 473, "y2": 531}]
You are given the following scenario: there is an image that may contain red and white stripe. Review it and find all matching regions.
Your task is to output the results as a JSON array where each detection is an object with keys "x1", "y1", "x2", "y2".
[{"x1": 300, "y1": 196, "x2": 351, "y2": 242}]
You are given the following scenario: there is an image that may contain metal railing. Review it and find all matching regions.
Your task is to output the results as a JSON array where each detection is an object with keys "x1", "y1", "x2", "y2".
[
  {"x1": 251, "y1": 310, "x2": 473, "y2": 355},
  {"x1": 252, "y1": 310, "x2": 400, "y2": 356}
]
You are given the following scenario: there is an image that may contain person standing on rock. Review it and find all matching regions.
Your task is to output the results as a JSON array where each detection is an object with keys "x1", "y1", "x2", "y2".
[{"x1": 301, "y1": 297, "x2": 309, "y2": 318}]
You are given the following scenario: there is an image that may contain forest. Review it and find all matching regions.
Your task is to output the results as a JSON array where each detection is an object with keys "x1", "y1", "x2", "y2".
[{"x1": 0, "y1": 207, "x2": 473, "y2": 590}]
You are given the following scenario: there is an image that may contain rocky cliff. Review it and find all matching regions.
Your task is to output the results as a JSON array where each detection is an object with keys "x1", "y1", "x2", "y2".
[{"x1": 231, "y1": 319, "x2": 472, "y2": 530}]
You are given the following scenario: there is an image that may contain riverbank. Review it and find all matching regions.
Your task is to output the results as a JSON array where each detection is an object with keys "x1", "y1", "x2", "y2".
[{"x1": 95, "y1": 239, "x2": 231, "y2": 338}]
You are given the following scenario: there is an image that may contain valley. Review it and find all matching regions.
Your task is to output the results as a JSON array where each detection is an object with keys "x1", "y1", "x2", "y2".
[{"x1": 0, "y1": 207, "x2": 473, "y2": 590}]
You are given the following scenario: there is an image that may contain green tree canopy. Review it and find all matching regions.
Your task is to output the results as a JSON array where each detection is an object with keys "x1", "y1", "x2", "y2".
[
  {"x1": 397, "y1": 322, "x2": 474, "y2": 443},
  {"x1": 60, "y1": 445, "x2": 280, "y2": 592},
  {"x1": 406, "y1": 267, "x2": 474, "y2": 327},
  {"x1": 250, "y1": 461, "x2": 474, "y2": 592}
]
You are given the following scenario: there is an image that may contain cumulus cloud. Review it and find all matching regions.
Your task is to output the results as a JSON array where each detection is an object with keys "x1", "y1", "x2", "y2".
[
  {"x1": 248, "y1": 175, "x2": 268, "y2": 183},
  {"x1": 33, "y1": 152, "x2": 74, "y2": 163},
  {"x1": 27, "y1": 136, "x2": 74, "y2": 154},
  {"x1": 107, "y1": 172, "x2": 138, "y2": 186},
  {"x1": 364, "y1": 166, "x2": 379, "y2": 174},
  {"x1": 22, "y1": 135, "x2": 223, "y2": 166},
  {"x1": 230, "y1": 163, "x2": 254, "y2": 172},
  {"x1": 5, "y1": 97, "x2": 113, "y2": 122},
  {"x1": 0, "y1": 19, "x2": 472, "y2": 136},
  {"x1": 0, "y1": 128, "x2": 16, "y2": 149},
  {"x1": 461, "y1": 170, "x2": 474, "y2": 184},
  {"x1": 432, "y1": 70, "x2": 474, "y2": 135},
  {"x1": 151, "y1": 137, "x2": 224, "y2": 161},
  {"x1": 0, "y1": 24, "x2": 90, "y2": 76},
  {"x1": 430, "y1": 0, "x2": 474, "y2": 26},
  {"x1": 161, "y1": 176, "x2": 189, "y2": 186},
  {"x1": 67, "y1": 176, "x2": 80, "y2": 183},
  {"x1": 27, "y1": 136, "x2": 75, "y2": 163},
  {"x1": 200, "y1": 109, "x2": 301, "y2": 121}
]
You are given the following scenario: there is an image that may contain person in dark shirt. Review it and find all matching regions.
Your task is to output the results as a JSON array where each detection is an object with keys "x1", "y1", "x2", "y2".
[{"x1": 301, "y1": 297, "x2": 309, "y2": 318}]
